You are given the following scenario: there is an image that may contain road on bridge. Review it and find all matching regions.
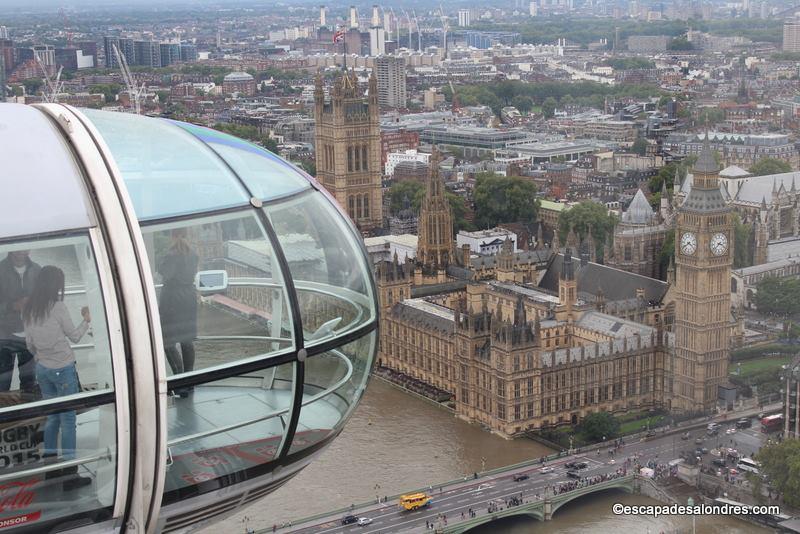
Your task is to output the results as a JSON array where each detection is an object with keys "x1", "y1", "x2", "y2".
[{"x1": 282, "y1": 414, "x2": 767, "y2": 534}]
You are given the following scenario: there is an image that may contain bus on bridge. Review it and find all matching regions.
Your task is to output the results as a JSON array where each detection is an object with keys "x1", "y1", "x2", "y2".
[{"x1": 399, "y1": 493, "x2": 432, "y2": 511}]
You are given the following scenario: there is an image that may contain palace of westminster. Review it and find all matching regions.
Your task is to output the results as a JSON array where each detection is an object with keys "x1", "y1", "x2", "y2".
[{"x1": 315, "y1": 72, "x2": 737, "y2": 438}]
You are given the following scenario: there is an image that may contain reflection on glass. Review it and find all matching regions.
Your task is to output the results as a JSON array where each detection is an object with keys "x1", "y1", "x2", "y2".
[
  {"x1": 163, "y1": 363, "x2": 293, "y2": 497},
  {"x1": 158, "y1": 229, "x2": 198, "y2": 395},
  {"x1": 81, "y1": 109, "x2": 250, "y2": 221},
  {"x1": 170, "y1": 122, "x2": 311, "y2": 202},
  {"x1": 0, "y1": 405, "x2": 117, "y2": 530},
  {"x1": 264, "y1": 192, "x2": 375, "y2": 345},
  {"x1": 290, "y1": 332, "x2": 375, "y2": 454},
  {"x1": 0, "y1": 236, "x2": 115, "y2": 406},
  {"x1": 0, "y1": 251, "x2": 39, "y2": 399},
  {"x1": 142, "y1": 211, "x2": 294, "y2": 376}
]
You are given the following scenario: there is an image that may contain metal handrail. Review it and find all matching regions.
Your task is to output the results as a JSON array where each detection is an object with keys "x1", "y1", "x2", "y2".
[
  {"x1": 166, "y1": 347, "x2": 354, "y2": 448},
  {"x1": 0, "y1": 449, "x2": 112, "y2": 483}
]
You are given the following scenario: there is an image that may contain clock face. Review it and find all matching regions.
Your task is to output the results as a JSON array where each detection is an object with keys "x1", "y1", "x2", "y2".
[
  {"x1": 710, "y1": 232, "x2": 728, "y2": 256},
  {"x1": 680, "y1": 232, "x2": 697, "y2": 256}
]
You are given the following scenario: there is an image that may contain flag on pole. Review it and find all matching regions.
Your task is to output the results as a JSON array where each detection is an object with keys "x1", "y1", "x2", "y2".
[{"x1": 333, "y1": 28, "x2": 346, "y2": 43}]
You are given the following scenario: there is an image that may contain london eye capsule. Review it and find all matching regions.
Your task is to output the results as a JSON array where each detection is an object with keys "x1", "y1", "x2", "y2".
[{"x1": 0, "y1": 104, "x2": 377, "y2": 533}]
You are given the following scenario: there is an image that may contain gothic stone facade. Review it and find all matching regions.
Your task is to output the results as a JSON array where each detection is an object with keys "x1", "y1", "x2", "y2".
[{"x1": 314, "y1": 71, "x2": 383, "y2": 232}]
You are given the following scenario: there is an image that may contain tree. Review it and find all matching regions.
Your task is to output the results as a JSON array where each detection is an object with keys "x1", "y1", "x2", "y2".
[
  {"x1": 578, "y1": 412, "x2": 620, "y2": 442},
  {"x1": 21, "y1": 78, "x2": 43, "y2": 95},
  {"x1": 755, "y1": 439, "x2": 800, "y2": 508},
  {"x1": 542, "y1": 96, "x2": 557, "y2": 119},
  {"x1": 755, "y1": 277, "x2": 800, "y2": 332},
  {"x1": 749, "y1": 157, "x2": 792, "y2": 177},
  {"x1": 472, "y1": 173, "x2": 539, "y2": 229},
  {"x1": 389, "y1": 181, "x2": 425, "y2": 214},
  {"x1": 89, "y1": 83, "x2": 122, "y2": 104},
  {"x1": 557, "y1": 201, "x2": 617, "y2": 258},
  {"x1": 659, "y1": 229, "x2": 675, "y2": 278},
  {"x1": 511, "y1": 95, "x2": 534, "y2": 114},
  {"x1": 668, "y1": 36, "x2": 694, "y2": 50},
  {"x1": 631, "y1": 137, "x2": 648, "y2": 156}
]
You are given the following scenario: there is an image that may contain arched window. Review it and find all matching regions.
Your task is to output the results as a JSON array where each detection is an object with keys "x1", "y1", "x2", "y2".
[
  {"x1": 348, "y1": 195, "x2": 355, "y2": 218},
  {"x1": 363, "y1": 194, "x2": 370, "y2": 219},
  {"x1": 354, "y1": 145, "x2": 361, "y2": 171},
  {"x1": 362, "y1": 145, "x2": 368, "y2": 171},
  {"x1": 356, "y1": 195, "x2": 362, "y2": 220},
  {"x1": 731, "y1": 277, "x2": 738, "y2": 293},
  {"x1": 347, "y1": 146, "x2": 353, "y2": 172}
]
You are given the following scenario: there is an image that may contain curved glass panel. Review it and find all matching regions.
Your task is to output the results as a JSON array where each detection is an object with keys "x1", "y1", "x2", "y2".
[
  {"x1": 0, "y1": 104, "x2": 94, "y2": 240},
  {"x1": 163, "y1": 362, "x2": 293, "y2": 500},
  {"x1": 79, "y1": 109, "x2": 250, "y2": 221},
  {"x1": 140, "y1": 210, "x2": 294, "y2": 376},
  {"x1": 171, "y1": 122, "x2": 311, "y2": 202},
  {"x1": 0, "y1": 405, "x2": 117, "y2": 532},
  {"x1": 289, "y1": 331, "x2": 375, "y2": 455},
  {"x1": 0, "y1": 235, "x2": 115, "y2": 404},
  {"x1": 0, "y1": 234, "x2": 117, "y2": 531},
  {"x1": 264, "y1": 191, "x2": 376, "y2": 346}
]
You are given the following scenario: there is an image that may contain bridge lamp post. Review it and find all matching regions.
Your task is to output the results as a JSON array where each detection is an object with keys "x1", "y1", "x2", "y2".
[
  {"x1": 481, "y1": 456, "x2": 486, "y2": 472},
  {"x1": 687, "y1": 497, "x2": 696, "y2": 534},
  {"x1": 569, "y1": 435, "x2": 574, "y2": 454}
]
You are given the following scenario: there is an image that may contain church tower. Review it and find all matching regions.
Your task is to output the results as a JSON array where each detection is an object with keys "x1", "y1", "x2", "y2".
[
  {"x1": 314, "y1": 70, "x2": 383, "y2": 232},
  {"x1": 673, "y1": 137, "x2": 733, "y2": 413},
  {"x1": 417, "y1": 147, "x2": 455, "y2": 270}
]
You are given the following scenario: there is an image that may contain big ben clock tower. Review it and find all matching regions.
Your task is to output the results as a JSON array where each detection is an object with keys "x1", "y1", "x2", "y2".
[{"x1": 673, "y1": 137, "x2": 732, "y2": 414}]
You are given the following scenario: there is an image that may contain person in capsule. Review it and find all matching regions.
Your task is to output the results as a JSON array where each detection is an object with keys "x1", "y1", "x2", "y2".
[
  {"x1": 158, "y1": 228, "x2": 198, "y2": 396},
  {"x1": 23, "y1": 265, "x2": 93, "y2": 491},
  {"x1": 0, "y1": 250, "x2": 41, "y2": 401}
]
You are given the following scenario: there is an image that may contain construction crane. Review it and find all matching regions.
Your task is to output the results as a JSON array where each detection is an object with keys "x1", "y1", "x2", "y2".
[
  {"x1": 400, "y1": 8, "x2": 412, "y2": 49},
  {"x1": 59, "y1": 7, "x2": 73, "y2": 48},
  {"x1": 439, "y1": 5, "x2": 449, "y2": 59},
  {"x1": 448, "y1": 80, "x2": 459, "y2": 113},
  {"x1": 412, "y1": 10, "x2": 421, "y2": 51},
  {"x1": 36, "y1": 55, "x2": 63, "y2": 103},
  {"x1": 113, "y1": 44, "x2": 145, "y2": 114}
]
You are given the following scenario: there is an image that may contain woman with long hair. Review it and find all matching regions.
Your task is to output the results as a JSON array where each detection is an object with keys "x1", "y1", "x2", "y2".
[
  {"x1": 158, "y1": 228, "x2": 199, "y2": 395},
  {"x1": 23, "y1": 265, "x2": 92, "y2": 491}
]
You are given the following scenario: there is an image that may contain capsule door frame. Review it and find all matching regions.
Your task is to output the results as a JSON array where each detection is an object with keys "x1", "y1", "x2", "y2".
[{"x1": 36, "y1": 104, "x2": 169, "y2": 534}]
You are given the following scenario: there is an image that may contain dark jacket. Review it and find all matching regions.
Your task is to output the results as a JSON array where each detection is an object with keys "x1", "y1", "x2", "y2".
[
  {"x1": 158, "y1": 250, "x2": 199, "y2": 345},
  {"x1": 0, "y1": 255, "x2": 42, "y2": 339}
]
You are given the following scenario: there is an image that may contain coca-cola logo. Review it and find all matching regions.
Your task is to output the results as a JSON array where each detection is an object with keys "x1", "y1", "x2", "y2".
[{"x1": 0, "y1": 480, "x2": 38, "y2": 514}]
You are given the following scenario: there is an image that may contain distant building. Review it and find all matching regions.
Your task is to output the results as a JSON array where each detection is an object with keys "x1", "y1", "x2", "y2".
[
  {"x1": 664, "y1": 132, "x2": 798, "y2": 170},
  {"x1": 180, "y1": 43, "x2": 198, "y2": 62},
  {"x1": 103, "y1": 36, "x2": 134, "y2": 68},
  {"x1": 375, "y1": 56, "x2": 406, "y2": 109},
  {"x1": 784, "y1": 355, "x2": 800, "y2": 439},
  {"x1": 159, "y1": 43, "x2": 181, "y2": 68},
  {"x1": 627, "y1": 35, "x2": 669, "y2": 53},
  {"x1": 783, "y1": 18, "x2": 800, "y2": 52},
  {"x1": 133, "y1": 40, "x2": 161, "y2": 68},
  {"x1": 314, "y1": 71, "x2": 383, "y2": 231},
  {"x1": 606, "y1": 188, "x2": 673, "y2": 280},
  {"x1": 381, "y1": 130, "x2": 419, "y2": 167},
  {"x1": 457, "y1": 228, "x2": 518, "y2": 256},
  {"x1": 222, "y1": 71, "x2": 256, "y2": 96},
  {"x1": 458, "y1": 9, "x2": 471, "y2": 27},
  {"x1": 386, "y1": 149, "x2": 429, "y2": 176}
]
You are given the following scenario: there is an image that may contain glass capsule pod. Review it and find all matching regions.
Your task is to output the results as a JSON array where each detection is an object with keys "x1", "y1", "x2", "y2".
[{"x1": 0, "y1": 104, "x2": 378, "y2": 533}]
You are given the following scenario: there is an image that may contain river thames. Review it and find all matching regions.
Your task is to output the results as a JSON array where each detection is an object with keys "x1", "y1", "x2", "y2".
[{"x1": 217, "y1": 379, "x2": 768, "y2": 534}]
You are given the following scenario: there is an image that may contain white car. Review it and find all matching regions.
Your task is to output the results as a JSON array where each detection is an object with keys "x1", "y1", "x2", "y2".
[
  {"x1": 540, "y1": 466, "x2": 554, "y2": 474},
  {"x1": 477, "y1": 483, "x2": 493, "y2": 490},
  {"x1": 357, "y1": 517, "x2": 372, "y2": 526},
  {"x1": 726, "y1": 428, "x2": 737, "y2": 435}
]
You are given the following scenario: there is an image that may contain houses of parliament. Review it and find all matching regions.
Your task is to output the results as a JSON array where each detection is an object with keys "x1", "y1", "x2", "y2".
[{"x1": 314, "y1": 72, "x2": 734, "y2": 438}]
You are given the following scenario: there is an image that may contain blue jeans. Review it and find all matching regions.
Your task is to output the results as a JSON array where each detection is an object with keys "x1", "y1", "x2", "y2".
[{"x1": 36, "y1": 363, "x2": 79, "y2": 460}]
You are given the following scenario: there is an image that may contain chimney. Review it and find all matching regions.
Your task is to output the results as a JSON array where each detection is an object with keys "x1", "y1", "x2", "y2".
[
  {"x1": 350, "y1": 5, "x2": 359, "y2": 28},
  {"x1": 320, "y1": 5, "x2": 326, "y2": 27},
  {"x1": 372, "y1": 5, "x2": 381, "y2": 27}
]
